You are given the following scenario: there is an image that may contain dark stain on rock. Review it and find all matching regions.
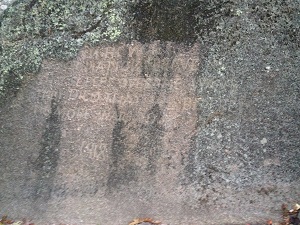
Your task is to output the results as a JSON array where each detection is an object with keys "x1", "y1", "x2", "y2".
[
  {"x1": 134, "y1": 103, "x2": 164, "y2": 175},
  {"x1": 182, "y1": 134, "x2": 199, "y2": 185},
  {"x1": 33, "y1": 95, "x2": 62, "y2": 201},
  {"x1": 141, "y1": 42, "x2": 176, "y2": 80},
  {"x1": 107, "y1": 105, "x2": 137, "y2": 192},
  {"x1": 130, "y1": 0, "x2": 198, "y2": 43},
  {"x1": 119, "y1": 45, "x2": 129, "y2": 67},
  {"x1": 257, "y1": 186, "x2": 277, "y2": 196},
  {"x1": 181, "y1": 104, "x2": 201, "y2": 185}
]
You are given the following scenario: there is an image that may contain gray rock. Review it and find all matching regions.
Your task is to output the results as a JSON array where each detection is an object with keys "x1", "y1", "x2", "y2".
[{"x1": 0, "y1": 0, "x2": 299, "y2": 225}]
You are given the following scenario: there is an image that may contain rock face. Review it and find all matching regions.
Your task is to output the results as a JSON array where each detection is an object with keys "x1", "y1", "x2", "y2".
[
  {"x1": 1, "y1": 39, "x2": 299, "y2": 225},
  {"x1": 0, "y1": 42, "x2": 200, "y2": 224},
  {"x1": 0, "y1": 1, "x2": 300, "y2": 222}
]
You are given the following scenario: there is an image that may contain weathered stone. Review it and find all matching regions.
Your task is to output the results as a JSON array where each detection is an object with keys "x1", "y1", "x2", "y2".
[
  {"x1": 0, "y1": 0, "x2": 299, "y2": 225},
  {"x1": 0, "y1": 41, "x2": 202, "y2": 224}
]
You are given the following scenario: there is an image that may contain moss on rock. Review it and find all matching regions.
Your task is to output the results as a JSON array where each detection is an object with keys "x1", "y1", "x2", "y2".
[
  {"x1": 0, "y1": 0, "x2": 299, "y2": 105},
  {"x1": 0, "y1": 0, "x2": 129, "y2": 105}
]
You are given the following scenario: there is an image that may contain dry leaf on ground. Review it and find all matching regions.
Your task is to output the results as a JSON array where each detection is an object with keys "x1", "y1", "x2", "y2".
[{"x1": 129, "y1": 218, "x2": 161, "y2": 225}]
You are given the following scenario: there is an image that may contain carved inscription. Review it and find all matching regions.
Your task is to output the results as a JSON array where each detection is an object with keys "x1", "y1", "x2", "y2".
[
  {"x1": 79, "y1": 141, "x2": 108, "y2": 160},
  {"x1": 58, "y1": 43, "x2": 200, "y2": 163},
  {"x1": 34, "y1": 42, "x2": 201, "y2": 193}
]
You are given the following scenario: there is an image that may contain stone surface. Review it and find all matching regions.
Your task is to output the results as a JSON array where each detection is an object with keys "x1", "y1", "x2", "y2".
[
  {"x1": 1, "y1": 42, "x2": 201, "y2": 224},
  {"x1": 0, "y1": 40, "x2": 299, "y2": 225},
  {"x1": 0, "y1": 0, "x2": 299, "y2": 225},
  {"x1": 0, "y1": 0, "x2": 13, "y2": 14}
]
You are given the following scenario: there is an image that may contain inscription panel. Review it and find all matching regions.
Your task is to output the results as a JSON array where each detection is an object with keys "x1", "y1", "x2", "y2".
[{"x1": 30, "y1": 42, "x2": 200, "y2": 196}]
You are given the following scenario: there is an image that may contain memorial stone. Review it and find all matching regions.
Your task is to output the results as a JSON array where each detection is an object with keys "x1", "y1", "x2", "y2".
[{"x1": 0, "y1": 1, "x2": 299, "y2": 225}]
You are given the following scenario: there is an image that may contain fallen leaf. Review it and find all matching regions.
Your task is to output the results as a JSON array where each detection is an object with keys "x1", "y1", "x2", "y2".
[
  {"x1": 0, "y1": 216, "x2": 14, "y2": 225},
  {"x1": 12, "y1": 222, "x2": 22, "y2": 225},
  {"x1": 129, "y1": 218, "x2": 161, "y2": 225},
  {"x1": 0, "y1": 216, "x2": 7, "y2": 223},
  {"x1": 293, "y1": 204, "x2": 300, "y2": 212}
]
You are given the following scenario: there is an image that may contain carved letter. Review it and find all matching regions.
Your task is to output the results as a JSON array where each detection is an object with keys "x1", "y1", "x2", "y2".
[
  {"x1": 64, "y1": 109, "x2": 76, "y2": 120},
  {"x1": 105, "y1": 47, "x2": 119, "y2": 59},
  {"x1": 105, "y1": 92, "x2": 117, "y2": 104},
  {"x1": 89, "y1": 91, "x2": 101, "y2": 103},
  {"x1": 78, "y1": 90, "x2": 89, "y2": 102},
  {"x1": 68, "y1": 89, "x2": 79, "y2": 101},
  {"x1": 94, "y1": 143, "x2": 107, "y2": 160}
]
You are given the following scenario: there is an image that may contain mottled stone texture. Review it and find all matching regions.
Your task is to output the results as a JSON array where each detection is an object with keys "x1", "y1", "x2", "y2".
[
  {"x1": 0, "y1": 42, "x2": 198, "y2": 224},
  {"x1": 0, "y1": 39, "x2": 299, "y2": 225},
  {"x1": 1, "y1": 0, "x2": 300, "y2": 224}
]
